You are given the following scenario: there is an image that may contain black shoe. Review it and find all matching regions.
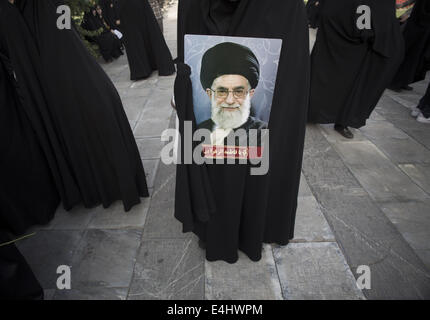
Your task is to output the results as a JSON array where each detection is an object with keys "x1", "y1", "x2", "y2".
[{"x1": 334, "y1": 124, "x2": 354, "y2": 139}]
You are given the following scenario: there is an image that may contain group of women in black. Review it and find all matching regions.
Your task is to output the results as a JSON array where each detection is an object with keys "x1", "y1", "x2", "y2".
[
  {"x1": 306, "y1": 0, "x2": 430, "y2": 137},
  {"x1": 81, "y1": 3, "x2": 123, "y2": 62},
  {"x1": 2, "y1": 0, "x2": 430, "y2": 299},
  {"x1": 81, "y1": 0, "x2": 175, "y2": 80},
  {"x1": 0, "y1": 0, "x2": 174, "y2": 298}
]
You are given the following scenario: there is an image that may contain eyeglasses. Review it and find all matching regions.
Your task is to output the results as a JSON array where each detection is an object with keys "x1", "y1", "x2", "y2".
[{"x1": 210, "y1": 88, "x2": 248, "y2": 100}]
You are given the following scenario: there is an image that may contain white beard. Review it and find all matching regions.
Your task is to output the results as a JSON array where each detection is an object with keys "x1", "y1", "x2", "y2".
[{"x1": 211, "y1": 93, "x2": 251, "y2": 130}]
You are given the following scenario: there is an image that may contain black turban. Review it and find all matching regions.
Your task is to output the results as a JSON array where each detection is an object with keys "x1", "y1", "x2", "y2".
[{"x1": 200, "y1": 42, "x2": 260, "y2": 90}]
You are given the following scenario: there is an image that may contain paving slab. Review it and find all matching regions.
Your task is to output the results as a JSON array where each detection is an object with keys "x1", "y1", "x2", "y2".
[
  {"x1": 15, "y1": 230, "x2": 84, "y2": 289},
  {"x1": 386, "y1": 92, "x2": 421, "y2": 109},
  {"x1": 135, "y1": 117, "x2": 171, "y2": 138},
  {"x1": 303, "y1": 125, "x2": 368, "y2": 195},
  {"x1": 121, "y1": 83, "x2": 156, "y2": 99},
  {"x1": 70, "y1": 229, "x2": 142, "y2": 289},
  {"x1": 142, "y1": 200, "x2": 190, "y2": 240},
  {"x1": 142, "y1": 91, "x2": 174, "y2": 118},
  {"x1": 368, "y1": 111, "x2": 386, "y2": 121},
  {"x1": 121, "y1": 95, "x2": 148, "y2": 122},
  {"x1": 128, "y1": 238, "x2": 205, "y2": 300},
  {"x1": 150, "y1": 161, "x2": 176, "y2": 207},
  {"x1": 332, "y1": 140, "x2": 429, "y2": 202},
  {"x1": 375, "y1": 95, "x2": 430, "y2": 149},
  {"x1": 53, "y1": 286, "x2": 128, "y2": 300},
  {"x1": 273, "y1": 242, "x2": 365, "y2": 300},
  {"x1": 143, "y1": 159, "x2": 160, "y2": 189},
  {"x1": 136, "y1": 137, "x2": 165, "y2": 160},
  {"x1": 205, "y1": 245, "x2": 283, "y2": 300},
  {"x1": 399, "y1": 163, "x2": 430, "y2": 194},
  {"x1": 302, "y1": 125, "x2": 430, "y2": 299},
  {"x1": 140, "y1": 104, "x2": 174, "y2": 127},
  {"x1": 415, "y1": 250, "x2": 430, "y2": 270},
  {"x1": 380, "y1": 201, "x2": 430, "y2": 268},
  {"x1": 87, "y1": 200, "x2": 150, "y2": 229},
  {"x1": 359, "y1": 121, "x2": 430, "y2": 165},
  {"x1": 393, "y1": 125, "x2": 430, "y2": 150},
  {"x1": 298, "y1": 173, "x2": 313, "y2": 197},
  {"x1": 293, "y1": 196, "x2": 335, "y2": 242},
  {"x1": 376, "y1": 94, "x2": 418, "y2": 120}
]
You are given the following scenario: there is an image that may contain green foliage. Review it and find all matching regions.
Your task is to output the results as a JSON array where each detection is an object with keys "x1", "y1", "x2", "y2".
[
  {"x1": 64, "y1": 0, "x2": 101, "y2": 58},
  {"x1": 64, "y1": 0, "x2": 95, "y2": 20}
]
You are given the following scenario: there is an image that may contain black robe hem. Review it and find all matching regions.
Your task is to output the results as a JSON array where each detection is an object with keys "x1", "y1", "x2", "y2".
[
  {"x1": 178, "y1": 228, "x2": 292, "y2": 263},
  {"x1": 63, "y1": 192, "x2": 150, "y2": 213}
]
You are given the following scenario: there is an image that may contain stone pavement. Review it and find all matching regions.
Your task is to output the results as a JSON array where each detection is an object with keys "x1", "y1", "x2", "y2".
[{"x1": 15, "y1": 2, "x2": 430, "y2": 300}]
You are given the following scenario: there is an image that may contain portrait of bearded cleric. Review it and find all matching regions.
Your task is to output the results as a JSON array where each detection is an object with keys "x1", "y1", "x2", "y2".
[{"x1": 197, "y1": 42, "x2": 268, "y2": 147}]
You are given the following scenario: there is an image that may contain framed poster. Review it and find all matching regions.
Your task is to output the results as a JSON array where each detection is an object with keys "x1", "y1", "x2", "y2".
[{"x1": 185, "y1": 35, "x2": 282, "y2": 159}]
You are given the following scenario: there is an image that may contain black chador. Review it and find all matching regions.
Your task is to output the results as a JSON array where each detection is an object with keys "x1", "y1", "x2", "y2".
[
  {"x1": 99, "y1": 0, "x2": 120, "y2": 30},
  {"x1": 116, "y1": 0, "x2": 175, "y2": 80},
  {"x1": 306, "y1": 0, "x2": 324, "y2": 28},
  {"x1": 390, "y1": 0, "x2": 430, "y2": 91},
  {"x1": 81, "y1": 7, "x2": 123, "y2": 62},
  {"x1": 174, "y1": 0, "x2": 310, "y2": 263},
  {"x1": 16, "y1": 0, "x2": 149, "y2": 211},
  {"x1": 0, "y1": 0, "x2": 55, "y2": 300},
  {"x1": 0, "y1": 0, "x2": 59, "y2": 234},
  {"x1": 308, "y1": 0, "x2": 404, "y2": 130}
]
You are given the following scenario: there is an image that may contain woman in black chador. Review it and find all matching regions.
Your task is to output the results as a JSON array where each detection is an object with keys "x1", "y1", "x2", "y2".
[
  {"x1": 81, "y1": 5, "x2": 123, "y2": 62},
  {"x1": 15, "y1": 0, "x2": 149, "y2": 212},
  {"x1": 390, "y1": 0, "x2": 430, "y2": 92},
  {"x1": 0, "y1": 0, "x2": 58, "y2": 299},
  {"x1": 0, "y1": 0, "x2": 59, "y2": 236},
  {"x1": 116, "y1": 0, "x2": 175, "y2": 80},
  {"x1": 174, "y1": 0, "x2": 310, "y2": 263},
  {"x1": 308, "y1": 0, "x2": 404, "y2": 139}
]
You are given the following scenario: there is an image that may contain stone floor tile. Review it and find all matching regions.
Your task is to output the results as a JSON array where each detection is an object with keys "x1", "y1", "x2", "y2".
[
  {"x1": 143, "y1": 159, "x2": 160, "y2": 189},
  {"x1": 70, "y1": 229, "x2": 142, "y2": 288},
  {"x1": 380, "y1": 200, "x2": 430, "y2": 254},
  {"x1": 136, "y1": 137, "x2": 165, "y2": 160},
  {"x1": 87, "y1": 200, "x2": 150, "y2": 229},
  {"x1": 359, "y1": 121, "x2": 430, "y2": 165},
  {"x1": 298, "y1": 173, "x2": 312, "y2": 197},
  {"x1": 134, "y1": 118, "x2": 171, "y2": 138},
  {"x1": 332, "y1": 141, "x2": 429, "y2": 202},
  {"x1": 399, "y1": 164, "x2": 430, "y2": 194},
  {"x1": 128, "y1": 238, "x2": 204, "y2": 300},
  {"x1": 205, "y1": 245, "x2": 283, "y2": 300},
  {"x1": 273, "y1": 242, "x2": 365, "y2": 300},
  {"x1": 293, "y1": 196, "x2": 335, "y2": 242},
  {"x1": 121, "y1": 96, "x2": 148, "y2": 122},
  {"x1": 53, "y1": 286, "x2": 128, "y2": 300},
  {"x1": 15, "y1": 230, "x2": 85, "y2": 289},
  {"x1": 143, "y1": 200, "x2": 190, "y2": 240}
]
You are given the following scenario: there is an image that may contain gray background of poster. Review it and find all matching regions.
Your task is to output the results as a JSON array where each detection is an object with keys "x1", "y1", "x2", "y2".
[{"x1": 184, "y1": 35, "x2": 283, "y2": 125}]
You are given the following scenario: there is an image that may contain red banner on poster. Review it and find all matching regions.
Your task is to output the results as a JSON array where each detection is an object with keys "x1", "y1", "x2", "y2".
[{"x1": 203, "y1": 145, "x2": 263, "y2": 160}]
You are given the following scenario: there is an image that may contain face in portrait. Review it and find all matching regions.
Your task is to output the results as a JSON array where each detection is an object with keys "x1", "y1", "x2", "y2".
[
  {"x1": 207, "y1": 74, "x2": 255, "y2": 130},
  {"x1": 198, "y1": 42, "x2": 268, "y2": 146}
]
